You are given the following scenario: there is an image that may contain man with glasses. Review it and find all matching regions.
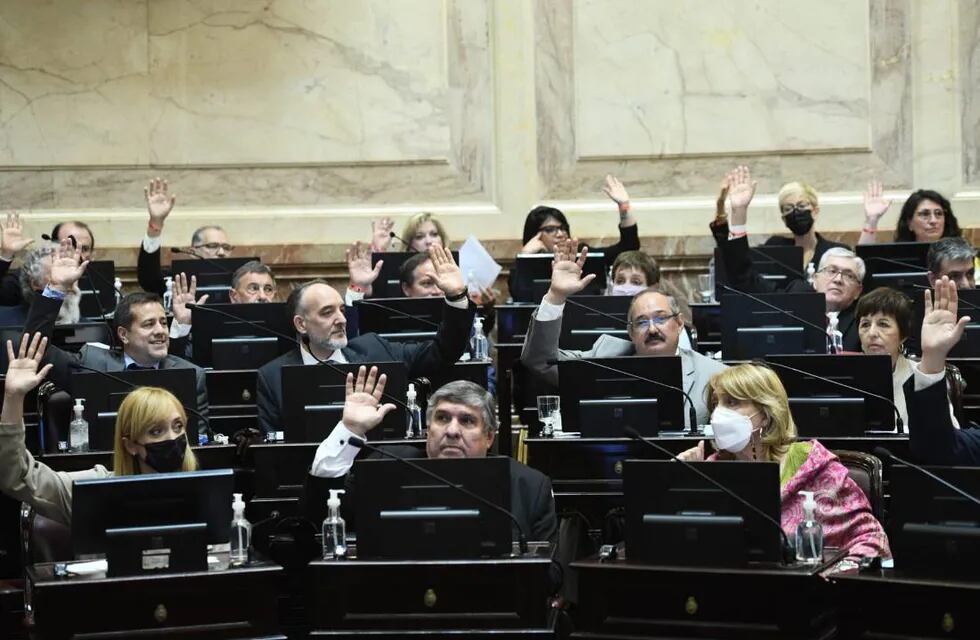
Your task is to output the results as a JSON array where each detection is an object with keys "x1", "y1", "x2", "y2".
[
  {"x1": 136, "y1": 178, "x2": 237, "y2": 296},
  {"x1": 715, "y1": 166, "x2": 865, "y2": 350},
  {"x1": 520, "y1": 238, "x2": 726, "y2": 426}
]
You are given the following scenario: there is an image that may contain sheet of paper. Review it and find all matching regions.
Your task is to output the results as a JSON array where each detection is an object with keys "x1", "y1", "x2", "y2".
[{"x1": 458, "y1": 235, "x2": 502, "y2": 293}]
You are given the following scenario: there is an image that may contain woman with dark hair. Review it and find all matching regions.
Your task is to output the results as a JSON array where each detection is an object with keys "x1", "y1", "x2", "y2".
[
  {"x1": 859, "y1": 182, "x2": 961, "y2": 244},
  {"x1": 509, "y1": 175, "x2": 640, "y2": 301}
]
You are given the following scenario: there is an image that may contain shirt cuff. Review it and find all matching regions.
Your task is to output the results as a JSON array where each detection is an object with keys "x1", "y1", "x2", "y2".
[
  {"x1": 345, "y1": 288, "x2": 365, "y2": 306},
  {"x1": 729, "y1": 224, "x2": 747, "y2": 235},
  {"x1": 0, "y1": 255, "x2": 11, "y2": 263},
  {"x1": 912, "y1": 361, "x2": 946, "y2": 391},
  {"x1": 169, "y1": 318, "x2": 192, "y2": 339},
  {"x1": 446, "y1": 295, "x2": 469, "y2": 310},
  {"x1": 42, "y1": 285, "x2": 66, "y2": 300},
  {"x1": 142, "y1": 234, "x2": 162, "y2": 254},
  {"x1": 534, "y1": 298, "x2": 565, "y2": 322},
  {"x1": 310, "y1": 421, "x2": 362, "y2": 478}
]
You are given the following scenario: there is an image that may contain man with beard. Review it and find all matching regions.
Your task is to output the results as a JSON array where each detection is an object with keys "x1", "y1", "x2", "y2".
[
  {"x1": 520, "y1": 238, "x2": 726, "y2": 426},
  {"x1": 255, "y1": 245, "x2": 475, "y2": 434}
]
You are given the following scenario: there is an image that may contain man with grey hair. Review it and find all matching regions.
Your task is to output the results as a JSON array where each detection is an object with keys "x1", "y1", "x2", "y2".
[
  {"x1": 19, "y1": 243, "x2": 83, "y2": 325},
  {"x1": 311, "y1": 366, "x2": 557, "y2": 543},
  {"x1": 927, "y1": 237, "x2": 976, "y2": 289},
  {"x1": 520, "y1": 238, "x2": 726, "y2": 426}
]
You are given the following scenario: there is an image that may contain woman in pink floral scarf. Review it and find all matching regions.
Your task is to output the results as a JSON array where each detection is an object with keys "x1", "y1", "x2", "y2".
[{"x1": 680, "y1": 363, "x2": 891, "y2": 570}]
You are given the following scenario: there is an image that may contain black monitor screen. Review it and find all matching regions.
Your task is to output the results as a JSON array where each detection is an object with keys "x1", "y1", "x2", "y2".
[
  {"x1": 370, "y1": 251, "x2": 460, "y2": 299},
  {"x1": 512, "y1": 252, "x2": 606, "y2": 302},
  {"x1": 190, "y1": 302, "x2": 293, "y2": 368},
  {"x1": 720, "y1": 292, "x2": 826, "y2": 359}
]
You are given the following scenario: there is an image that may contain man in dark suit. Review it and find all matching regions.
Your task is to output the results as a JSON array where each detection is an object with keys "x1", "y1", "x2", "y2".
[
  {"x1": 310, "y1": 368, "x2": 557, "y2": 543},
  {"x1": 25, "y1": 239, "x2": 208, "y2": 433},
  {"x1": 256, "y1": 245, "x2": 475, "y2": 434}
]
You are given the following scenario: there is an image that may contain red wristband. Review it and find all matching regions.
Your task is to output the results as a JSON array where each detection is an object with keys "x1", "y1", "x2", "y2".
[
  {"x1": 863, "y1": 227, "x2": 877, "y2": 234},
  {"x1": 148, "y1": 221, "x2": 162, "y2": 233},
  {"x1": 348, "y1": 283, "x2": 367, "y2": 293}
]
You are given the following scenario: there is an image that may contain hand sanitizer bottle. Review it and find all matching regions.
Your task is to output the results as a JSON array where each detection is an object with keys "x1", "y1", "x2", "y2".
[
  {"x1": 69, "y1": 398, "x2": 89, "y2": 452},
  {"x1": 405, "y1": 383, "x2": 422, "y2": 438},
  {"x1": 806, "y1": 261, "x2": 816, "y2": 286},
  {"x1": 229, "y1": 493, "x2": 251, "y2": 567},
  {"x1": 322, "y1": 489, "x2": 347, "y2": 559},
  {"x1": 163, "y1": 276, "x2": 174, "y2": 312},
  {"x1": 826, "y1": 312, "x2": 843, "y2": 354},
  {"x1": 113, "y1": 277, "x2": 123, "y2": 308},
  {"x1": 795, "y1": 490, "x2": 823, "y2": 564},
  {"x1": 471, "y1": 316, "x2": 489, "y2": 362}
]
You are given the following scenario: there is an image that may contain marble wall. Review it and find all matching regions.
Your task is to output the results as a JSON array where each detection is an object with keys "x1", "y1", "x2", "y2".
[{"x1": 0, "y1": 0, "x2": 978, "y2": 291}]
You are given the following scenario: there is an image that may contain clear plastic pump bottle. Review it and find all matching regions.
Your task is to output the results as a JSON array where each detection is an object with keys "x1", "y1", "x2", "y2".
[
  {"x1": 795, "y1": 490, "x2": 824, "y2": 564},
  {"x1": 826, "y1": 312, "x2": 843, "y2": 354},
  {"x1": 229, "y1": 492, "x2": 251, "y2": 566},
  {"x1": 405, "y1": 383, "x2": 423, "y2": 438},
  {"x1": 113, "y1": 277, "x2": 123, "y2": 308},
  {"x1": 471, "y1": 316, "x2": 489, "y2": 361},
  {"x1": 322, "y1": 489, "x2": 347, "y2": 559},
  {"x1": 163, "y1": 276, "x2": 174, "y2": 312},
  {"x1": 69, "y1": 398, "x2": 89, "y2": 452}
]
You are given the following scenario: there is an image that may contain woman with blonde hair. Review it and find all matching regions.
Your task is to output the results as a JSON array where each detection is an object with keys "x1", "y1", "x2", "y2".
[
  {"x1": 764, "y1": 180, "x2": 850, "y2": 269},
  {"x1": 681, "y1": 363, "x2": 890, "y2": 570},
  {"x1": 371, "y1": 212, "x2": 449, "y2": 253},
  {"x1": 0, "y1": 333, "x2": 198, "y2": 526}
]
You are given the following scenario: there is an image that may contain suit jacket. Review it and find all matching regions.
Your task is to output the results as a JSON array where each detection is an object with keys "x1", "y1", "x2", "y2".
[
  {"x1": 762, "y1": 232, "x2": 852, "y2": 269},
  {"x1": 717, "y1": 235, "x2": 859, "y2": 351},
  {"x1": 25, "y1": 294, "x2": 209, "y2": 434},
  {"x1": 306, "y1": 445, "x2": 558, "y2": 544},
  {"x1": 137, "y1": 245, "x2": 167, "y2": 296},
  {"x1": 520, "y1": 311, "x2": 727, "y2": 426},
  {"x1": 0, "y1": 259, "x2": 24, "y2": 306},
  {"x1": 906, "y1": 375, "x2": 980, "y2": 465},
  {"x1": 256, "y1": 300, "x2": 476, "y2": 433}
]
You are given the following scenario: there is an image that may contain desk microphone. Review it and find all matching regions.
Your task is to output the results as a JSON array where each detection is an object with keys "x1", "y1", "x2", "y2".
[
  {"x1": 624, "y1": 426, "x2": 795, "y2": 565},
  {"x1": 873, "y1": 446, "x2": 980, "y2": 508},
  {"x1": 185, "y1": 303, "x2": 410, "y2": 411},
  {"x1": 545, "y1": 357, "x2": 698, "y2": 431},
  {"x1": 759, "y1": 358, "x2": 904, "y2": 434},
  {"x1": 170, "y1": 247, "x2": 236, "y2": 274},
  {"x1": 748, "y1": 247, "x2": 806, "y2": 279},
  {"x1": 345, "y1": 435, "x2": 529, "y2": 553},
  {"x1": 388, "y1": 231, "x2": 417, "y2": 253},
  {"x1": 719, "y1": 284, "x2": 829, "y2": 335},
  {"x1": 67, "y1": 361, "x2": 215, "y2": 443}
]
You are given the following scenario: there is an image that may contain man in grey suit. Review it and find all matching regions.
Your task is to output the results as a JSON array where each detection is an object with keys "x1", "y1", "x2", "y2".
[
  {"x1": 25, "y1": 240, "x2": 208, "y2": 433},
  {"x1": 520, "y1": 238, "x2": 726, "y2": 426}
]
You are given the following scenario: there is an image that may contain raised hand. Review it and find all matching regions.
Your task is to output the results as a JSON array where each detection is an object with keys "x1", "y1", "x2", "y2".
[
  {"x1": 602, "y1": 175, "x2": 630, "y2": 207},
  {"x1": 48, "y1": 237, "x2": 89, "y2": 292},
  {"x1": 469, "y1": 285, "x2": 497, "y2": 308},
  {"x1": 3, "y1": 333, "x2": 53, "y2": 398},
  {"x1": 346, "y1": 241, "x2": 382, "y2": 289},
  {"x1": 429, "y1": 245, "x2": 466, "y2": 297},
  {"x1": 521, "y1": 231, "x2": 548, "y2": 254},
  {"x1": 545, "y1": 237, "x2": 596, "y2": 305},
  {"x1": 0, "y1": 212, "x2": 34, "y2": 260},
  {"x1": 342, "y1": 365, "x2": 397, "y2": 436},
  {"x1": 920, "y1": 276, "x2": 971, "y2": 373},
  {"x1": 144, "y1": 178, "x2": 176, "y2": 230},
  {"x1": 715, "y1": 171, "x2": 733, "y2": 222},
  {"x1": 863, "y1": 180, "x2": 891, "y2": 225},
  {"x1": 677, "y1": 440, "x2": 706, "y2": 462},
  {"x1": 727, "y1": 165, "x2": 757, "y2": 225},
  {"x1": 171, "y1": 272, "x2": 209, "y2": 326},
  {"x1": 370, "y1": 217, "x2": 395, "y2": 252}
]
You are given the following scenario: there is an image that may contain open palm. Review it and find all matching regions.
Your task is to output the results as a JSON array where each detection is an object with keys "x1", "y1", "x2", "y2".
[
  {"x1": 4, "y1": 333, "x2": 53, "y2": 397},
  {"x1": 342, "y1": 366, "x2": 396, "y2": 436}
]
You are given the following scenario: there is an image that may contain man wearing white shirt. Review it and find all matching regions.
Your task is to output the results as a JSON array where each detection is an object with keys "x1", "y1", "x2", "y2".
[{"x1": 520, "y1": 238, "x2": 726, "y2": 426}]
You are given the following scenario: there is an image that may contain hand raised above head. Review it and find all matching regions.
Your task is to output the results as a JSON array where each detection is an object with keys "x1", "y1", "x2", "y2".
[
  {"x1": 0, "y1": 212, "x2": 35, "y2": 260},
  {"x1": 726, "y1": 165, "x2": 757, "y2": 225},
  {"x1": 49, "y1": 237, "x2": 89, "y2": 291},
  {"x1": 342, "y1": 365, "x2": 397, "y2": 437},
  {"x1": 429, "y1": 244, "x2": 466, "y2": 297},
  {"x1": 863, "y1": 179, "x2": 891, "y2": 224},
  {"x1": 4, "y1": 333, "x2": 53, "y2": 398},
  {"x1": 346, "y1": 240, "x2": 382, "y2": 288},
  {"x1": 171, "y1": 272, "x2": 208, "y2": 326},
  {"x1": 144, "y1": 177, "x2": 176, "y2": 226},
  {"x1": 545, "y1": 237, "x2": 595, "y2": 305},
  {"x1": 920, "y1": 276, "x2": 971, "y2": 373}
]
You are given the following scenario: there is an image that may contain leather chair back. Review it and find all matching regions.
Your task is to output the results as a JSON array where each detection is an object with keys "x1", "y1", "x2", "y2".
[
  {"x1": 833, "y1": 449, "x2": 884, "y2": 522},
  {"x1": 20, "y1": 504, "x2": 72, "y2": 565}
]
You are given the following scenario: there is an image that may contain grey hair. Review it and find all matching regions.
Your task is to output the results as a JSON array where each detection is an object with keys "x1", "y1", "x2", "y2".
[
  {"x1": 19, "y1": 243, "x2": 58, "y2": 300},
  {"x1": 627, "y1": 287, "x2": 680, "y2": 323},
  {"x1": 425, "y1": 380, "x2": 497, "y2": 435},
  {"x1": 231, "y1": 260, "x2": 274, "y2": 289},
  {"x1": 927, "y1": 237, "x2": 976, "y2": 274},
  {"x1": 191, "y1": 225, "x2": 225, "y2": 246},
  {"x1": 818, "y1": 247, "x2": 866, "y2": 281}
]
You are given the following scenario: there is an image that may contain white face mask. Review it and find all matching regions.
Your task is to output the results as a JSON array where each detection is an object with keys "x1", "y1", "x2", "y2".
[
  {"x1": 710, "y1": 406, "x2": 759, "y2": 453},
  {"x1": 611, "y1": 283, "x2": 646, "y2": 297}
]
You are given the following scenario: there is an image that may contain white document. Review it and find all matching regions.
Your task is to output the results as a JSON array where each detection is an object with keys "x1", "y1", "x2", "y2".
[{"x1": 458, "y1": 235, "x2": 502, "y2": 293}]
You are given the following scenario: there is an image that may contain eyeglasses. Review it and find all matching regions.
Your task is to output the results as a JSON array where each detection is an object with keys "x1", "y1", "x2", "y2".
[
  {"x1": 538, "y1": 224, "x2": 569, "y2": 235},
  {"x1": 193, "y1": 242, "x2": 234, "y2": 253},
  {"x1": 817, "y1": 266, "x2": 860, "y2": 285},
  {"x1": 629, "y1": 313, "x2": 679, "y2": 331}
]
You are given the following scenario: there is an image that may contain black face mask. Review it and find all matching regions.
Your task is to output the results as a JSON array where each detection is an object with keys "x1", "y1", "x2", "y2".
[
  {"x1": 783, "y1": 209, "x2": 814, "y2": 236},
  {"x1": 140, "y1": 434, "x2": 188, "y2": 473}
]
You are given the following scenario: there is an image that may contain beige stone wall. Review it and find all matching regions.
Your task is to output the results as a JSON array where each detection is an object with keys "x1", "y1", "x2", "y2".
[{"x1": 1, "y1": 0, "x2": 978, "y2": 284}]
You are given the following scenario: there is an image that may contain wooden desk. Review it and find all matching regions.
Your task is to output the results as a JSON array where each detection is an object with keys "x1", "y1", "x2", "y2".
[
  {"x1": 28, "y1": 557, "x2": 285, "y2": 639},
  {"x1": 307, "y1": 556, "x2": 554, "y2": 637},
  {"x1": 571, "y1": 557, "x2": 836, "y2": 639},
  {"x1": 834, "y1": 569, "x2": 980, "y2": 639}
]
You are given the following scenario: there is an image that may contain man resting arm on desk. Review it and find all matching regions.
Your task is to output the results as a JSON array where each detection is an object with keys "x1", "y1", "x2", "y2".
[{"x1": 309, "y1": 366, "x2": 558, "y2": 544}]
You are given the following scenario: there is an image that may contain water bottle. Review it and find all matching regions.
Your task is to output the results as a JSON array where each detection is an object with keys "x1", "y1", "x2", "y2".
[
  {"x1": 162, "y1": 276, "x2": 173, "y2": 312},
  {"x1": 806, "y1": 261, "x2": 816, "y2": 286},
  {"x1": 69, "y1": 398, "x2": 89, "y2": 452},
  {"x1": 113, "y1": 277, "x2": 123, "y2": 309},
  {"x1": 229, "y1": 493, "x2": 251, "y2": 567},
  {"x1": 826, "y1": 312, "x2": 843, "y2": 354},
  {"x1": 471, "y1": 316, "x2": 489, "y2": 362},
  {"x1": 322, "y1": 489, "x2": 347, "y2": 559},
  {"x1": 405, "y1": 383, "x2": 423, "y2": 438},
  {"x1": 795, "y1": 491, "x2": 824, "y2": 564}
]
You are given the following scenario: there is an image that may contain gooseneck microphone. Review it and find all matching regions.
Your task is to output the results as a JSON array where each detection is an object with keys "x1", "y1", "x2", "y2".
[
  {"x1": 67, "y1": 361, "x2": 215, "y2": 443},
  {"x1": 759, "y1": 358, "x2": 905, "y2": 434},
  {"x1": 170, "y1": 247, "x2": 236, "y2": 274},
  {"x1": 719, "y1": 284, "x2": 829, "y2": 335},
  {"x1": 345, "y1": 436, "x2": 529, "y2": 554},
  {"x1": 873, "y1": 446, "x2": 980, "y2": 508},
  {"x1": 624, "y1": 426, "x2": 795, "y2": 565},
  {"x1": 388, "y1": 231, "x2": 417, "y2": 253}
]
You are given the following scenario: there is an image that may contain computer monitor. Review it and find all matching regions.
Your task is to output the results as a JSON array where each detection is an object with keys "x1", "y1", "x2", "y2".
[
  {"x1": 78, "y1": 261, "x2": 117, "y2": 319},
  {"x1": 764, "y1": 354, "x2": 896, "y2": 434},
  {"x1": 910, "y1": 287, "x2": 980, "y2": 358},
  {"x1": 496, "y1": 304, "x2": 536, "y2": 344},
  {"x1": 170, "y1": 256, "x2": 259, "y2": 304},
  {"x1": 53, "y1": 323, "x2": 114, "y2": 353},
  {"x1": 280, "y1": 362, "x2": 408, "y2": 442},
  {"x1": 370, "y1": 251, "x2": 460, "y2": 299},
  {"x1": 624, "y1": 459, "x2": 783, "y2": 566},
  {"x1": 557, "y1": 356, "x2": 685, "y2": 435},
  {"x1": 511, "y1": 252, "x2": 607, "y2": 303},
  {"x1": 887, "y1": 465, "x2": 980, "y2": 578},
  {"x1": 856, "y1": 242, "x2": 931, "y2": 293},
  {"x1": 354, "y1": 457, "x2": 512, "y2": 559},
  {"x1": 559, "y1": 295, "x2": 630, "y2": 350},
  {"x1": 353, "y1": 296, "x2": 443, "y2": 342},
  {"x1": 714, "y1": 245, "x2": 805, "y2": 295},
  {"x1": 72, "y1": 469, "x2": 234, "y2": 576},
  {"x1": 720, "y1": 292, "x2": 826, "y2": 359},
  {"x1": 190, "y1": 302, "x2": 293, "y2": 368},
  {"x1": 69, "y1": 368, "x2": 201, "y2": 450},
  {"x1": 690, "y1": 302, "x2": 722, "y2": 353}
]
